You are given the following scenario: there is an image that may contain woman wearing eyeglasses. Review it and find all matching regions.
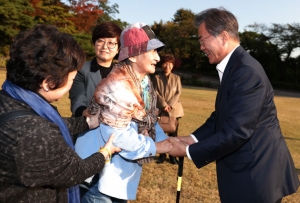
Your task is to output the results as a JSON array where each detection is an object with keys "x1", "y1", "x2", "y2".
[{"x1": 69, "y1": 22, "x2": 122, "y2": 117}]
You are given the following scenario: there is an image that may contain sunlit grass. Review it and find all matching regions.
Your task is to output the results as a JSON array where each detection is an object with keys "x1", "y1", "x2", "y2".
[{"x1": 0, "y1": 69, "x2": 299, "y2": 202}]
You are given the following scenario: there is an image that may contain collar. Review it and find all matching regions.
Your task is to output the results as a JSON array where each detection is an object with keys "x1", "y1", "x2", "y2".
[{"x1": 216, "y1": 45, "x2": 239, "y2": 82}]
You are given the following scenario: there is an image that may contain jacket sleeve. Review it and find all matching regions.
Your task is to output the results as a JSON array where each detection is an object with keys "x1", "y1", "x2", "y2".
[
  {"x1": 192, "y1": 111, "x2": 217, "y2": 141},
  {"x1": 100, "y1": 123, "x2": 155, "y2": 160},
  {"x1": 62, "y1": 116, "x2": 88, "y2": 142},
  {"x1": 189, "y1": 65, "x2": 266, "y2": 168},
  {"x1": 100, "y1": 122, "x2": 168, "y2": 160},
  {"x1": 167, "y1": 75, "x2": 182, "y2": 108},
  {"x1": 15, "y1": 116, "x2": 105, "y2": 188},
  {"x1": 152, "y1": 75, "x2": 168, "y2": 109},
  {"x1": 69, "y1": 62, "x2": 90, "y2": 117}
]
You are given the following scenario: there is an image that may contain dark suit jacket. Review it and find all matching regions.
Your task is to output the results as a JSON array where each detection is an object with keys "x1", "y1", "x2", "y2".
[
  {"x1": 189, "y1": 46, "x2": 299, "y2": 203},
  {"x1": 69, "y1": 59, "x2": 101, "y2": 116}
]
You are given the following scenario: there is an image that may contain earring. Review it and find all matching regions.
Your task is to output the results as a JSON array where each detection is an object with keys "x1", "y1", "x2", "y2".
[{"x1": 45, "y1": 88, "x2": 49, "y2": 92}]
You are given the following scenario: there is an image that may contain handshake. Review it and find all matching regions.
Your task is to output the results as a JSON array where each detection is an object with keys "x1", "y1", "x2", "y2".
[{"x1": 155, "y1": 136, "x2": 196, "y2": 157}]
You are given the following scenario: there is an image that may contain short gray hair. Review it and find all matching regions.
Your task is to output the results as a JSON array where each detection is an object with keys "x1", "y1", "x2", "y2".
[{"x1": 194, "y1": 7, "x2": 240, "y2": 41}]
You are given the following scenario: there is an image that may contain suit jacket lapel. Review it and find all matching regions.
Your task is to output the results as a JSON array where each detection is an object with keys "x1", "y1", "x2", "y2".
[{"x1": 215, "y1": 46, "x2": 244, "y2": 106}]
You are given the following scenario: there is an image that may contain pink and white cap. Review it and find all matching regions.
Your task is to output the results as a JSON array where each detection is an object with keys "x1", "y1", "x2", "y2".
[{"x1": 118, "y1": 22, "x2": 165, "y2": 61}]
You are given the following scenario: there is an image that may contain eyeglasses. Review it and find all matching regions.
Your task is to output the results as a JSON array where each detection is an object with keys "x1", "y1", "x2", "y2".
[
  {"x1": 198, "y1": 35, "x2": 212, "y2": 47},
  {"x1": 95, "y1": 39, "x2": 118, "y2": 49}
]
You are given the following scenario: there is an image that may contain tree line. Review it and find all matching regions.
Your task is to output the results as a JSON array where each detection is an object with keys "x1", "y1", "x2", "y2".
[
  {"x1": 1, "y1": 0, "x2": 299, "y2": 90},
  {"x1": 0, "y1": 0, "x2": 128, "y2": 57}
]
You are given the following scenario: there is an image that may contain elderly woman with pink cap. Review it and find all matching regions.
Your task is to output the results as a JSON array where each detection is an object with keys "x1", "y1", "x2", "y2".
[{"x1": 75, "y1": 22, "x2": 171, "y2": 203}]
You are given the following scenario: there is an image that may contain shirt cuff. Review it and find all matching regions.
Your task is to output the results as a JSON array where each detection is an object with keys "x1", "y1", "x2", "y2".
[
  {"x1": 190, "y1": 133, "x2": 198, "y2": 142},
  {"x1": 186, "y1": 134, "x2": 198, "y2": 160}
]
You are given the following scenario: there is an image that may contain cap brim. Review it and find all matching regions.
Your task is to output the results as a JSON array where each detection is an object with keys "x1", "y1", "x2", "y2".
[
  {"x1": 118, "y1": 38, "x2": 165, "y2": 62},
  {"x1": 147, "y1": 38, "x2": 165, "y2": 53}
]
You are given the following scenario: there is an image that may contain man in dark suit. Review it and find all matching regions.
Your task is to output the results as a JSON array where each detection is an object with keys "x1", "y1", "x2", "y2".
[{"x1": 168, "y1": 7, "x2": 299, "y2": 203}]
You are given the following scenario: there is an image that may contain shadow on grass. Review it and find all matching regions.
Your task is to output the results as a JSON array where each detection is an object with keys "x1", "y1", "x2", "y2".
[
  {"x1": 296, "y1": 168, "x2": 300, "y2": 175},
  {"x1": 183, "y1": 85, "x2": 217, "y2": 91},
  {"x1": 274, "y1": 89, "x2": 300, "y2": 98},
  {"x1": 284, "y1": 137, "x2": 300, "y2": 141}
]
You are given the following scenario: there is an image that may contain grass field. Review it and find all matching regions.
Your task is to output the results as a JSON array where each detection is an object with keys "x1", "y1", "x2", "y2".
[{"x1": 0, "y1": 69, "x2": 299, "y2": 202}]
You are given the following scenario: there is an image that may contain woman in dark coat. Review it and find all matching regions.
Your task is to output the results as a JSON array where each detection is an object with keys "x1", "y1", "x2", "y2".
[{"x1": 0, "y1": 24, "x2": 120, "y2": 203}]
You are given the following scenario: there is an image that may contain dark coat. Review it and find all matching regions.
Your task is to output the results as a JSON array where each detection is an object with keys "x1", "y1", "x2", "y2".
[
  {"x1": 189, "y1": 46, "x2": 299, "y2": 203},
  {"x1": 69, "y1": 59, "x2": 101, "y2": 117},
  {"x1": 0, "y1": 91, "x2": 106, "y2": 202}
]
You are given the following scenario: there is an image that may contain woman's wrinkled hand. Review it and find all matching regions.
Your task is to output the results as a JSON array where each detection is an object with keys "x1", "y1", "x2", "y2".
[
  {"x1": 155, "y1": 139, "x2": 172, "y2": 154},
  {"x1": 167, "y1": 137, "x2": 187, "y2": 157}
]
